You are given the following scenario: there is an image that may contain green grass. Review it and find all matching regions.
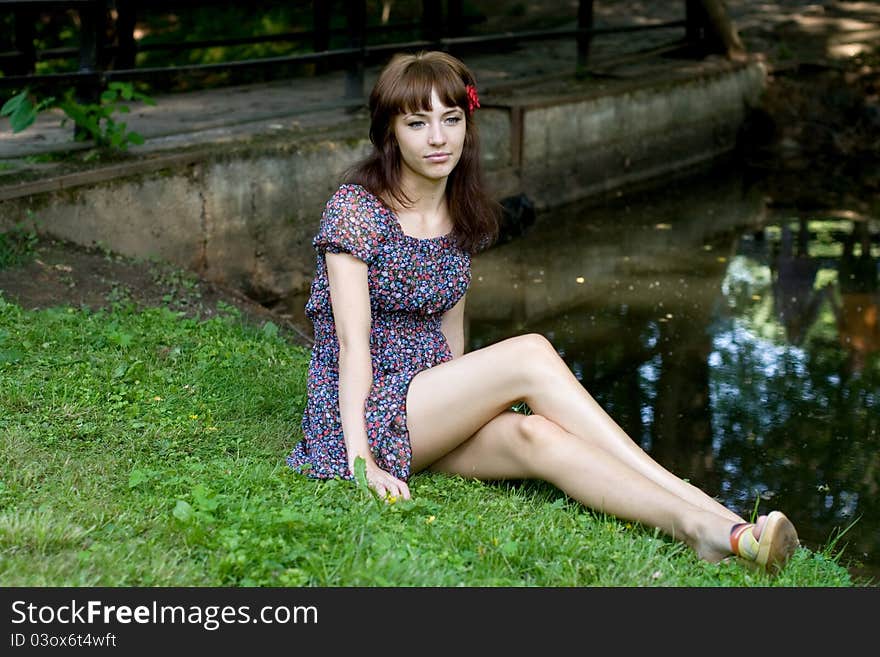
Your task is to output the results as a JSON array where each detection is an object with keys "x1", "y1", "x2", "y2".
[{"x1": 0, "y1": 293, "x2": 857, "y2": 587}]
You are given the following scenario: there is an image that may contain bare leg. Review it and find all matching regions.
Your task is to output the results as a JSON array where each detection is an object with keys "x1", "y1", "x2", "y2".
[
  {"x1": 421, "y1": 410, "x2": 736, "y2": 561},
  {"x1": 408, "y1": 334, "x2": 742, "y2": 524}
]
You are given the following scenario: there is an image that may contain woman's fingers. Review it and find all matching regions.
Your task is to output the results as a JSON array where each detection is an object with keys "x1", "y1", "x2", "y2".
[
  {"x1": 366, "y1": 470, "x2": 411, "y2": 501},
  {"x1": 396, "y1": 479, "x2": 411, "y2": 500},
  {"x1": 385, "y1": 475, "x2": 411, "y2": 501}
]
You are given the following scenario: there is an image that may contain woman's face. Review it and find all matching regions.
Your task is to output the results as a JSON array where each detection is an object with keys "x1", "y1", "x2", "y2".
[{"x1": 392, "y1": 87, "x2": 466, "y2": 185}]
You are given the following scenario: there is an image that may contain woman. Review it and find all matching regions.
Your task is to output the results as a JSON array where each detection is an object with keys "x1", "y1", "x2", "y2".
[{"x1": 287, "y1": 50, "x2": 799, "y2": 574}]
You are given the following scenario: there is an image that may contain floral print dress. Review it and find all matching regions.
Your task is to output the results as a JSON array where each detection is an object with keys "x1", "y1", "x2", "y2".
[{"x1": 287, "y1": 183, "x2": 471, "y2": 481}]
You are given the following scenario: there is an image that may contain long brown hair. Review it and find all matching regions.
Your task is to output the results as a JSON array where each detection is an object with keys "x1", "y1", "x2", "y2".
[{"x1": 343, "y1": 50, "x2": 500, "y2": 254}]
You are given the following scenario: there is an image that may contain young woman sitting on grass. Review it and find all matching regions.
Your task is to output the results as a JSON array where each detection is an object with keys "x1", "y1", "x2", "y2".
[{"x1": 286, "y1": 50, "x2": 800, "y2": 574}]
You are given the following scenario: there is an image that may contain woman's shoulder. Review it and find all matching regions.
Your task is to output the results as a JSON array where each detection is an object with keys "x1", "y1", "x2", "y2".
[
  {"x1": 328, "y1": 183, "x2": 385, "y2": 212},
  {"x1": 321, "y1": 183, "x2": 392, "y2": 239}
]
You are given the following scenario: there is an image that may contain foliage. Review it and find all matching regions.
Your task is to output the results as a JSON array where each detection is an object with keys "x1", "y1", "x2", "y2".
[
  {"x1": 0, "y1": 295, "x2": 860, "y2": 587},
  {"x1": 1, "y1": 89, "x2": 55, "y2": 133},
  {"x1": 60, "y1": 82, "x2": 156, "y2": 150},
  {"x1": 0, "y1": 222, "x2": 39, "y2": 270},
  {"x1": 2, "y1": 83, "x2": 155, "y2": 151}
]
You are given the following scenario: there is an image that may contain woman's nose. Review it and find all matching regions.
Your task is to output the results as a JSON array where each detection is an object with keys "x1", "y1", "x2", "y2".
[{"x1": 428, "y1": 124, "x2": 446, "y2": 145}]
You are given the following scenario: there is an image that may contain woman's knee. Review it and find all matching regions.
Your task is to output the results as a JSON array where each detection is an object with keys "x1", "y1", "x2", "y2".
[
  {"x1": 509, "y1": 332, "x2": 556, "y2": 359},
  {"x1": 502, "y1": 333, "x2": 560, "y2": 383},
  {"x1": 510, "y1": 412, "x2": 567, "y2": 464}
]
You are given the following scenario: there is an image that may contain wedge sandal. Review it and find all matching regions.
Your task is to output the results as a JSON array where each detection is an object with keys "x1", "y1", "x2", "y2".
[{"x1": 730, "y1": 511, "x2": 799, "y2": 574}]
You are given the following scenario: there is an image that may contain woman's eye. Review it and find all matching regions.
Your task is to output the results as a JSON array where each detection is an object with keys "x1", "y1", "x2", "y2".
[
  {"x1": 444, "y1": 116, "x2": 462, "y2": 125},
  {"x1": 407, "y1": 121, "x2": 425, "y2": 129}
]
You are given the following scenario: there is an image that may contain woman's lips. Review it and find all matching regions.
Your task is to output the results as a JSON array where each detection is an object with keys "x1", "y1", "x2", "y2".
[{"x1": 425, "y1": 153, "x2": 450, "y2": 162}]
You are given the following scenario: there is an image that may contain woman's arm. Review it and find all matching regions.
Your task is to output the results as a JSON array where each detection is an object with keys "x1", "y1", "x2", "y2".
[
  {"x1": 325, "y1": 252, "x2": 410, "y2": 499},
  {"x1": 440, "y1": 294, "x2": 467, "y2": 359},
  {"x1": 325, "y1": 252, "x2": 374, "y2": 472}
]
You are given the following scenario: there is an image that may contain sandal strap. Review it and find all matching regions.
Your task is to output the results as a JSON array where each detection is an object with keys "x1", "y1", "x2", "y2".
[{"x1": 730, "y1": 522, "x2": 760, "y2": 560}]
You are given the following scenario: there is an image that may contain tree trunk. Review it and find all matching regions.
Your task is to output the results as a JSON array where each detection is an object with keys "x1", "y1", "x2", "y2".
[{"x1": 699, "y1": 0, "x2": 746, "y2": 59}]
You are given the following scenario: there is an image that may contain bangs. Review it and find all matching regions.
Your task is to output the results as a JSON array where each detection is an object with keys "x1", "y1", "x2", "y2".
[{"x1": 389, "y1": 60, "x2": 467, "y2": 115}]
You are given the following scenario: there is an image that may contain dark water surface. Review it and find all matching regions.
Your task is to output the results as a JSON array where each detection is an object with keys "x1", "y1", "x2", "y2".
[{"x1": 467, "y1": 165, "x2": 879, "y2": 584}]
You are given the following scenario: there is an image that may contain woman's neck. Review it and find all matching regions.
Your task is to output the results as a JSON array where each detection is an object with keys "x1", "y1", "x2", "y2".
[
  {"x1": 396, "y1": 171, "x2": 448, "y2": 218},
  {"x1": 389, "y1": 172, "x2": 452, "y2": 238}
]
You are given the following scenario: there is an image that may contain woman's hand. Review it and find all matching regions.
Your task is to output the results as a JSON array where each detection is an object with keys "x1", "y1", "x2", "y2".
[{"x1": 362, "y1": 459, "x2": 411, "y2": 502}]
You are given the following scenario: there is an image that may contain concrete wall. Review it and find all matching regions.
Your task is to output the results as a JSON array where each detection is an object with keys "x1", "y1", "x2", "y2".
[
  {"x1": 0, "y1": 60, "x2": 766, "y2": 302},
  {"x1": 517, "y1": 62, "x2": 766, "y2": 207}
]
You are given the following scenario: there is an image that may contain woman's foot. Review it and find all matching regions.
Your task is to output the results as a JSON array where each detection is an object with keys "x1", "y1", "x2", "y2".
[{"x1": 730, "y1": 511, "x2": 799, "y2": 574}]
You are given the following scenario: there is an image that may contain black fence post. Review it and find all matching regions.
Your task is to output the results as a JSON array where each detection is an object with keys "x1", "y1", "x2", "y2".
[
  {"x1": 685, "y1": 0, "x2": 698, "y2": 41},
  {"x1": 75, "y1": 1, "x2": 106, "y2": 140},
  {"x1": 345, "y1": 0, "x2": 365, "y2": 102},
  {"x1": 13, "y1": 7, "x2": 38, "y2": 76},
  {"x1": 421, "y1": 0, "x2": 443, "y2": 47},
  {"x1": 577, "y1": 0, "x2": 594, "y2": 71},
  {"x1": 685, "y1": 0, "x2": 705, "y2": 47},
  {"x1": 447, "y1": 0, "x2": 464, "y2": 38},
  {"x1": 116, "y1": 0, "x2": 138, "y2": 70},
  {"x1": 313, "y1": 0, "x2": 331, "y2": 75},
  {"x1": 313, "y1": 0, "x2": 331, "y2": 51}
]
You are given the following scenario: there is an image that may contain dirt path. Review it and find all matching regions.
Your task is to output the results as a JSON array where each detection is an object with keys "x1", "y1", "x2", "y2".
[{"x1": 0, "y1": 236, "x2": 315, "y2": 345}]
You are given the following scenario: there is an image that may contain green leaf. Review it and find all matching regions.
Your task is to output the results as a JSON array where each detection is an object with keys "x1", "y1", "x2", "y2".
[
  {"x1": 100, "y1": 90, "x2": 118, "y2": 103},
  {"x1": 108, "y1": 331, "x2": 133, "y2": 347},
  {"x1": 127, "y1": 131, "x2": 144, "y2": 145},
  {"x1": 501, "y1": 540, "x2": 519, "y2": 556},
  {"x1": 109, "y1": 82, "x2": 134, "y2": 101},
  {"x1": 123, "y1": 359, "x2": 144, "y2": 380},
  {"x1": 1, "y1": 90, "x2": 29, "y2": 117},
  {"x1": 128, "y1": 469, "x2": 149, "y2": 489},
  {"x1": 2, "y1": 91, "x2": 39, "y2": 133},
  {"x1": 9, "y1": 107, "x2": 37, "y2": 133},
  {"x1": 192, "y1": 484, "x2": 219, "y2": 511},
  {"x1": 172, "y1": 500, "x2": 194, "y2": 523},
  {"x1": 36, "y1": 96, "x2": 55, "y2": 112},
  {"x1": 353, "y1": 456, "x2": 369, "y2": 491}
]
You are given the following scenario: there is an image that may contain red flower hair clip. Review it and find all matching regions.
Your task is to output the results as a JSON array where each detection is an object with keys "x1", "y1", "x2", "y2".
[{"x1": 466, "y1": 84, "x2": 481, "y2": 115}]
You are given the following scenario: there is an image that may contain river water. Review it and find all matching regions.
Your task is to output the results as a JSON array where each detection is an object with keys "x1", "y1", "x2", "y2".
[{"x1": 467, "y1": 162, "x2": 879, "y2": 584}]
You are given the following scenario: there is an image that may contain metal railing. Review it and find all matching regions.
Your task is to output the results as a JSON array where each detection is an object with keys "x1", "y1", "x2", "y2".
[{"x1": 1, "y1": 1, "x2": 725, "y2": 122}]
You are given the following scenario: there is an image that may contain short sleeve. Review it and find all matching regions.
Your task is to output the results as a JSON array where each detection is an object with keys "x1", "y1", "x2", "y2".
[{"x1": 313, "y1": 184, "x2": 385, "y2": 265}]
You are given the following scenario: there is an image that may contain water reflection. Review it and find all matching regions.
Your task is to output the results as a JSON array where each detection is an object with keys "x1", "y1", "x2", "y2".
[{"x1": 467, "y1": 168, "x2": 879, "y2": 583}]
